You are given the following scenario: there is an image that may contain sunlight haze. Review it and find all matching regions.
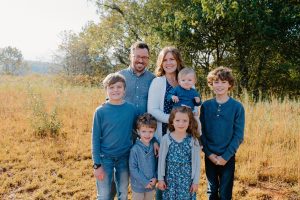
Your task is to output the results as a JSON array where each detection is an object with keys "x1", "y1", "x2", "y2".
[{"x1": 0, "y1": 0, "x2": 99, "y2": 61}]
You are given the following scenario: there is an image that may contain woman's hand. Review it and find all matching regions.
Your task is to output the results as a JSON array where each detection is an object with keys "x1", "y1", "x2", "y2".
[{"x1": 190, "y1": 184, "x2": 198, "y2": 193}]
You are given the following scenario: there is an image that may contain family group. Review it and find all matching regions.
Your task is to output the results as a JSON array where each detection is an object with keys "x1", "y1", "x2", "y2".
[{"x1": 91, "y1": 41, "x2": 245, "y2": 200}]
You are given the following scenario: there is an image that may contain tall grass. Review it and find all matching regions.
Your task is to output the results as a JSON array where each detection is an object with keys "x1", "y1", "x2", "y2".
[{"x1": 0, "y1": 75, "x2": 299, "y2": 199}]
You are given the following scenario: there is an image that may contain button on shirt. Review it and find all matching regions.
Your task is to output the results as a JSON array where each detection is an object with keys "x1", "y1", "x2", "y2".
[{"x1": 119, "y1": 67, "x2": 155, "y2": 116}]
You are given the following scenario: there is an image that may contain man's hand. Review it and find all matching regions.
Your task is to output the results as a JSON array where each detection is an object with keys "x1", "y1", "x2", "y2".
[{"x1": 94, "y1": 167, "x2": 105, "y2": 181}]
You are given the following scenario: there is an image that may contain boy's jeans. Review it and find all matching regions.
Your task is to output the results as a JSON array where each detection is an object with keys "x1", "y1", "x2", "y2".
[
  {"x1": 205, "y1": 155, "x2": 235, "y2": 200},
  {"x1": 96, "y1": 154, "x2": 129, "y2": 200}
]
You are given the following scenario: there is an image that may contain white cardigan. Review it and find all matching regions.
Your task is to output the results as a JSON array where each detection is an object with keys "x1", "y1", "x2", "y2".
[{"x1": 147, "y1": 76, "x2": 170, "y2": 142}]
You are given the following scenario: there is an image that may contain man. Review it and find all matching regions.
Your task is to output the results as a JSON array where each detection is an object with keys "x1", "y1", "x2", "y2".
[
  {"x1": 119, "y1": 41, "x2": 155, "y2": 116},
  {"x1": 109, "y1": 42, "x2": 155, "y2": 199}
]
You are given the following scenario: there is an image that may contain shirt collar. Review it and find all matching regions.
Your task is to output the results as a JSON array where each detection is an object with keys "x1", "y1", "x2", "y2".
[{"x1": 128, "y1": 66, "x2": 146, "y2": 77}]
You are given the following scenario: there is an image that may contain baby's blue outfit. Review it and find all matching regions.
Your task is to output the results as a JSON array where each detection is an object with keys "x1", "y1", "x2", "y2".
[{"x1": 168, "y1": 85, "x2": 201, "y2": 109}]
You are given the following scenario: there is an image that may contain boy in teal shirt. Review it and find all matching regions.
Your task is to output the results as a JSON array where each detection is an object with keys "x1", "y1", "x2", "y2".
[
  {"x1": 200, "y1": 66, "x2": 245, "y2": 200},
  {"x1": 92, "y1": 73, "x2": 137, "y2": 200}
]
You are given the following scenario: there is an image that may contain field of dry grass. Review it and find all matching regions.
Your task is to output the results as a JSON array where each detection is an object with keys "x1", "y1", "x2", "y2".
[{"x1": 0, "y1": 75, "x2": 299, "y2": 200}]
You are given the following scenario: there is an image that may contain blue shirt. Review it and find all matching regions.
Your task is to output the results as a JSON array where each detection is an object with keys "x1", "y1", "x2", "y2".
[
  {"x1": 119, "y1": 67, "x2": 155, "y2": 116},
  {"x1": 200, "y1": 97, "x2": 245, "y2": 161},
  {"x1": 129, "y1": 139, "x2": 157, "y2": 193},
  {"x1": 168, "y1": 85, "x2": 201, "y2": 108},
  {"x1": 92, "y1": 102, "x2": 137, "y2": 164}
]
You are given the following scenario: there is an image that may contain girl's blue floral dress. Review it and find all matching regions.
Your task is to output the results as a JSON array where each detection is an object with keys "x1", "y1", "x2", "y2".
[{"x1": 163, "y1": 134, "x2": 196, "y2": 200}]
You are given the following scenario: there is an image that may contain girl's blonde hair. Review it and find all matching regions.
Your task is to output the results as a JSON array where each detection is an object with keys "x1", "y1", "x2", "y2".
[
  {"x1": 168, "y1": 106, "x2": 199, "y2": 139},
  {"x1": 155, "y1": 46, "x2": 184, "y2": 77}
]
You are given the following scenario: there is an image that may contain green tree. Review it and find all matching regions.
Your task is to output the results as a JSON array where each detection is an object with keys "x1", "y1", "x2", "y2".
[{"x1": 0, "y1": 46, "x2": 23, "y2": 75}]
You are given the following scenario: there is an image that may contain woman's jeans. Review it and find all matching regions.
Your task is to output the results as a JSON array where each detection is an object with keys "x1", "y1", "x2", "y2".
[
  {"x1": 205, "y1": 155, "x2": 235, "y2": 200},
  {"x1": 96, "y1": 154, "x2": 129, "y2": 200}
]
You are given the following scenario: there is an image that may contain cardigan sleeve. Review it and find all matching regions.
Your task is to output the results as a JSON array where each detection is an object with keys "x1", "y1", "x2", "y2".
[
  {"x1": 147, "y1": 77, "x2": 169, "y2": 123},
  {"x1": 157, "y1": 134, "x2": 169, "y2": 181},
  {"x1": 192, "y1": 138, "x2": 201, "y2": 184}
]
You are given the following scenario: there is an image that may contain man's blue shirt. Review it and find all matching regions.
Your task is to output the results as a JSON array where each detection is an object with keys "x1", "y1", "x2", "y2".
[{"x1": 119, "y1": 67, "x2": 155, "y2": 116}]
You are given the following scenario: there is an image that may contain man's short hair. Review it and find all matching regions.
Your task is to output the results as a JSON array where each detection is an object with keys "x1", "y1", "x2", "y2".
[
  {"x1": 102, "y1": 73, "x2": 126, "y2": 89},
  {"x1": 130, "y1": 41, "x2": 149, "y2": 55}
]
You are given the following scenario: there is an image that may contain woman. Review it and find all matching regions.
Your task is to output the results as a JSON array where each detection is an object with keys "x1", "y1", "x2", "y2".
[
  {"x1": 147, "y1": 46, "x2": 185, "y2": 142},
  {"x1": 147, "y1": 46, "x2": 185, "y2": 200}
]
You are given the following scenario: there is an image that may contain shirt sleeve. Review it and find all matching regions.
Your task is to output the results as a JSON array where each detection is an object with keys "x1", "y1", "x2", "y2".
[
  {"x1": 167, "y1": 87, "x2": 177, "y2": 101},
  {"x1": 192, "y1": 89, "x2": 202, "y2": 106},
  {"x1": 200, "y1": 104, "x2": 213, "y2": 156},
  {"x1": 222, "y1": 104, "x2": 245, "y2": 161},
  {"x1": 92, "y1": 109, "x2": 102, "y2": 164}
]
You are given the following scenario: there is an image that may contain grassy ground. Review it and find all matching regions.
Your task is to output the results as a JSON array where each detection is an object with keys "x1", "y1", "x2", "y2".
[{"x1": 0, "y1": 75, "x2": 299, "y2": 200}]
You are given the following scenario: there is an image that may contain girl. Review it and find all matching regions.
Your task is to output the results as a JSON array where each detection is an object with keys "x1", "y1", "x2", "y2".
[{"x1": 157, "y1": 106, "x2": 201, "y2": 200}]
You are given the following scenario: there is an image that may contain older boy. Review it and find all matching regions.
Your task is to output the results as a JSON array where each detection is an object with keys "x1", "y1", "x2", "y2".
[
  {"x1": 92, "y1": 73, "x2": 137, "y2": 200},
  {"x1": 200, "y1": 66, "x2": 245, "y2": 200}
]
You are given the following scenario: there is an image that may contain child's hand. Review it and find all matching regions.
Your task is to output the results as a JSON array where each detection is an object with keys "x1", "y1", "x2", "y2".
[
  {"x1": 94, "y1": 167, "x2": 105, "y2": 181},
  {"x1": 194, "y1": 97, "x2": 201, "y2": 103},
  {"x1": 208, "y1": 154, "x2": 218, "y2": 165},
  {"x1": 150, "y1": 178, "x2": 157, "y2": 186},
  {"x1": 157, "y1": 180, "x2": 167, "y2": 190},
  {"x1": 189, "y1": 184, "x2": 198, "y2": 193},
  {"x1": 153, "y1": 142, "x2": 160, "y2": 157},
  {"x1": 216, "y1": 156, "x2": 227, "y2": 166},
  {"x1": 145, "y1": 183, "x2": 152, "y2": 189},
  {"x1": 172, "y1": 95, "x2": 179, "y2": 103}
]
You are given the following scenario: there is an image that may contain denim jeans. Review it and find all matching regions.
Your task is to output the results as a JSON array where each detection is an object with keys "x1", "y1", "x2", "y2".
[
  {"x1": 205, "y1": 155, "x2": 235, "y2": 200},
  {"x1": 96, "y1": 154, "x2": 129, "y2": 200}
]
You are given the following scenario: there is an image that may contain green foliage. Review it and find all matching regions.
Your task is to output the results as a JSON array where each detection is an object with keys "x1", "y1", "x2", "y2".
[
  {"x1": 0, "y1": 46, "x2": 24, "y2": 75},
  {"x1": 57, "y1": 0, "x2": 300, "y2": 99},
  {"x1": 28, "y1": 91, "x2": 62, "y2": 138}
]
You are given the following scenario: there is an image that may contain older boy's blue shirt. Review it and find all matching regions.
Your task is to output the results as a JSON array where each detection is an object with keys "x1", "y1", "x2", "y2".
[
  {"x1": 168, "y1": 85, "x2": 201, "y2": 108},
  {"x1": 119, "y1": 67, "x2": 155, "y2": 116},
  {"x1": 129, "y1": 139, "x2": 157, "y2": 193},
  {"x1": 200, "y1": 97, "x2": 245, "y2": 161},
  {"x1": 92, "y1": 102, "x2": 137, "y2": 164}
]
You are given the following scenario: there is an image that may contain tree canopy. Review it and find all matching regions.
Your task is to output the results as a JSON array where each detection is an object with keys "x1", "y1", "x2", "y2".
[{"x1": 57, "y1": 0, "x2": 300, "y2": 99}]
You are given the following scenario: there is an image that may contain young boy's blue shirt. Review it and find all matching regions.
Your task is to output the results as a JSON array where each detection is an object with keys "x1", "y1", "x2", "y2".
[
  {"x1": 129, "y1": 139, "x2": 157, "y2": 193},
  {"x1": 92, "y1": 101, "x2": 137, "y2": 165},
  {"x1": 167, "y1": 85, "x2": 201, "y2": 108},
  {"x1": 200, "y1": 97, "x2": 245, "y2": 161}
]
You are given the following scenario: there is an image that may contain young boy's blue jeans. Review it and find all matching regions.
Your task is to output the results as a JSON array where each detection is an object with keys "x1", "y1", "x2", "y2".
[
  {"x1": 96, "y1": 154, "x2": 129, "y2": 200},
  {"x1": 205, "y1": 155, "x2": 235, "y2": 200}
]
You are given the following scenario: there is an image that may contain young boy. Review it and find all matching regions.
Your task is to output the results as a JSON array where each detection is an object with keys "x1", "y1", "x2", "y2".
[
  {"x1": 92, "y1": 73, "x2": 137, "y2": 200},
  {"x1": 129, "y1": 113, "x2": 158, "y2": 200},
  {"x1": 200, "y1": 66, "x2": 245, "y2": 199}
]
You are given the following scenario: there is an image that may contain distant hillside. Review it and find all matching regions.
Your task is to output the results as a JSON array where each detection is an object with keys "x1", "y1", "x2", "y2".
[{"x1": 25, "y1": 60, "x2": 61, "y2": 74}]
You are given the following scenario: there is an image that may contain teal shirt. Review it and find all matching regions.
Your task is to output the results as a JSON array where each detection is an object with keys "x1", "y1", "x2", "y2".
[
  {"x1": 92, "y1": 102, "x2": 137, "y2": 164},
  {"x1": 200, "y1": 97, "x2": 245, "y2": 161}
]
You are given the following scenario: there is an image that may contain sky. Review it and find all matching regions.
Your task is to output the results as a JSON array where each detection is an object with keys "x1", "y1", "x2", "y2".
[{"x1": 0, "y1": 0, "x2": 99, "y2": 61}]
